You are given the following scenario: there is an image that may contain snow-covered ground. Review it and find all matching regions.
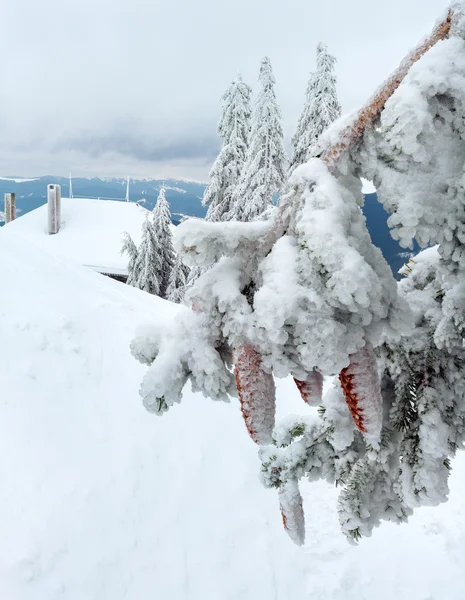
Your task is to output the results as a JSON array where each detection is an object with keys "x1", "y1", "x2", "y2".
[{"x1": 1, "y1": 225, "x2": 465, "y2": 599}]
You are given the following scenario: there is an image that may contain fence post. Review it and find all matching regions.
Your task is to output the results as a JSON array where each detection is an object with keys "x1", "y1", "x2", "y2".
[
  {"x1": 48, "y1": 184, "x2": 61, "y2": 234},
  {"x1": 4, "y1": 193, "x2": 16, "y2": 223}
]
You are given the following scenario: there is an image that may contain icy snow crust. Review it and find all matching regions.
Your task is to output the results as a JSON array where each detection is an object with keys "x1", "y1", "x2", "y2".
[{"x1": 2, "y1": 223, "x2": 465, "y2": 599}]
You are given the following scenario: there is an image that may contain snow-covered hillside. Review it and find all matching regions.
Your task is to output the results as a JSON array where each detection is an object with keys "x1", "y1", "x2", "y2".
[{"x1": 1, "y1": 226, "x2": 465, "y2": 600}]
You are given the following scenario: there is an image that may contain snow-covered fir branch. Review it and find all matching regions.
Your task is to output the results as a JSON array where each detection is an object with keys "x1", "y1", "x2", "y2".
[{"x1": 132, "y1": 4, "x2": 465, "y2": 545}]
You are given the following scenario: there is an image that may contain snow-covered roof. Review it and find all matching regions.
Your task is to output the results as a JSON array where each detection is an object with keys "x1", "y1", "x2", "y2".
[{"x1": 4, "y1": 197, "x2": 149, "y2": 274}]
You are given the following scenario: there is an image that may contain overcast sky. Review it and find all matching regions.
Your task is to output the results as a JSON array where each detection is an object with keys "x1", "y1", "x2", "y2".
[{"x1": 1, "y1": 0, "x2": 451, "y2": 181}]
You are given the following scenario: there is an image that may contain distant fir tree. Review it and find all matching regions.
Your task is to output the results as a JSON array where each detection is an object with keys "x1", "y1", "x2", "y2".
[
  {"x1": 290, "y1": 43, "x2": 341, "y2": 171},
  {"x1": 166, "y1": 253, "x2": 190, "y2": 303},
  {"x1": 134, "y1": 216, "x2": 162, "y2": 295},
  {"x1": 203, "y1": 75, "x2": 252, "y2": 222},
  {"x1": 152, "y1": 187, "x2": 176, "y2": 297},
  {"x1": 228, "y1": 56, "x2": 287, "y2": 221},
  {"x1": 121, "y1": 232, "x2": 139, "y2": 286}
]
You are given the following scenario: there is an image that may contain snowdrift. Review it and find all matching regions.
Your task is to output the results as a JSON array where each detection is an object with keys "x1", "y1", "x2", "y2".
[{"x1": 1, "y1": 226, "x2": 465, "y2": 600}]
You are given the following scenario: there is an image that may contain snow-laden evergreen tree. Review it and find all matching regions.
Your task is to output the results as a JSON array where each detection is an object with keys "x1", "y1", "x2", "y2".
[
  {"x1": 290, "y1": 43, "x2": 341, "y2": 171},
  {"x1": 152, "y1": 187, "x2": 176, "y2": 297},
  {"x1": 121, "y1": 232, "x2": 139, "y2": 286},
  {"x1": 131, "y1": 4, "x2": 465, "y2": 544},
  {"x1": 134, "y1": 216, "x2": 162, "y2": 295},
  {"x1": 122, "y1": 188, "x2": 176, "y2": 298},
  {"x1": 228, "y1": 57, "x2": 287, "y2": 221},
  {"x1": 187, "y1": 76, "x2": 252, "y2": 288},
  {"x1": 166, "y1": 253, "x2": 190, "y2": 303},
  {"x1": 203, "y1": 75, "x2": 252, "y2": 222}
]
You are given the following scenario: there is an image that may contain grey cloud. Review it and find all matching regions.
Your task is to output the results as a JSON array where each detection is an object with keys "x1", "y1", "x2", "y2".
[
  {"x1": 1, "y1": 0, "x2": 452, "y2": 178},
  {"x1": 52, "y1": 132, "x2": 220, "y2": 163}
]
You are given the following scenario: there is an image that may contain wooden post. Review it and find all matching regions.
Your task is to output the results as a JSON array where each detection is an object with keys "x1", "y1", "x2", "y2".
[
  {"x1": 55, "y1": 183, "x2": 61, "y2": 229},
  {"x1": 48, "y1": 184, "x2": 61, "y2": 234},
  {"x1": 4, "y1": 193, "x2": 15, "y2": 223}
]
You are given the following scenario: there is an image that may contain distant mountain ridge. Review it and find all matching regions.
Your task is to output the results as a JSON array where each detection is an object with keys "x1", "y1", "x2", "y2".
[
  {"x1": 0, "y1": 176, "x2": 208, "y2": 226},
  {"x1": 362, "y1": 192, "x2": 418, "y2": 277},
  {"x1": 0, "y1": 176, "x2": 415, "y2": 277}
]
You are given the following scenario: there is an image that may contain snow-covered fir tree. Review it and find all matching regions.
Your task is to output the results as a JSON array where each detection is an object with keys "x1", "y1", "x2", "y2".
[
  {"x1": 228, "y1": 57, "x2": 287, "y2": 221},
  {"x1": 152, "y1": 187, "x2": 176, "y2": 297},
  {"x1": 203, "y1": 75, "x2": 252, "y2": 222},
  {"x1": 166, "y1": 252, "x2": 190, "y2": 303},
  {"x1": 290, "y1": 43, "x2": 341, "y2": 171},
  {"x1": 122, "y1": 188, "x2": 176, "y2": 298},
  {"x1": 187, "y1": 76, "x2": 252, "y2": 288},
  {"x1": 131, "y1": 5, "x2": 465, "y2": 544},
  {"x1": 121, "y1": 232, "x2": 139, "y2": 287},
  {"x1": 134, "y1": 216, "x2": 162, "y2": 295}
]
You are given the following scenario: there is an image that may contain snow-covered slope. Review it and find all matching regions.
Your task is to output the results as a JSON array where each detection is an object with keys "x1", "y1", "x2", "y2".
[{"x1": 1, "y1": 226, "x2": 465, "y2": 600}]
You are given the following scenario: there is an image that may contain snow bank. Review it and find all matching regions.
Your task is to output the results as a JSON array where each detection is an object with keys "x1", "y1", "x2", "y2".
[{"x1": 1, "y1": 226, "x2": 465, "y2": 599}]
